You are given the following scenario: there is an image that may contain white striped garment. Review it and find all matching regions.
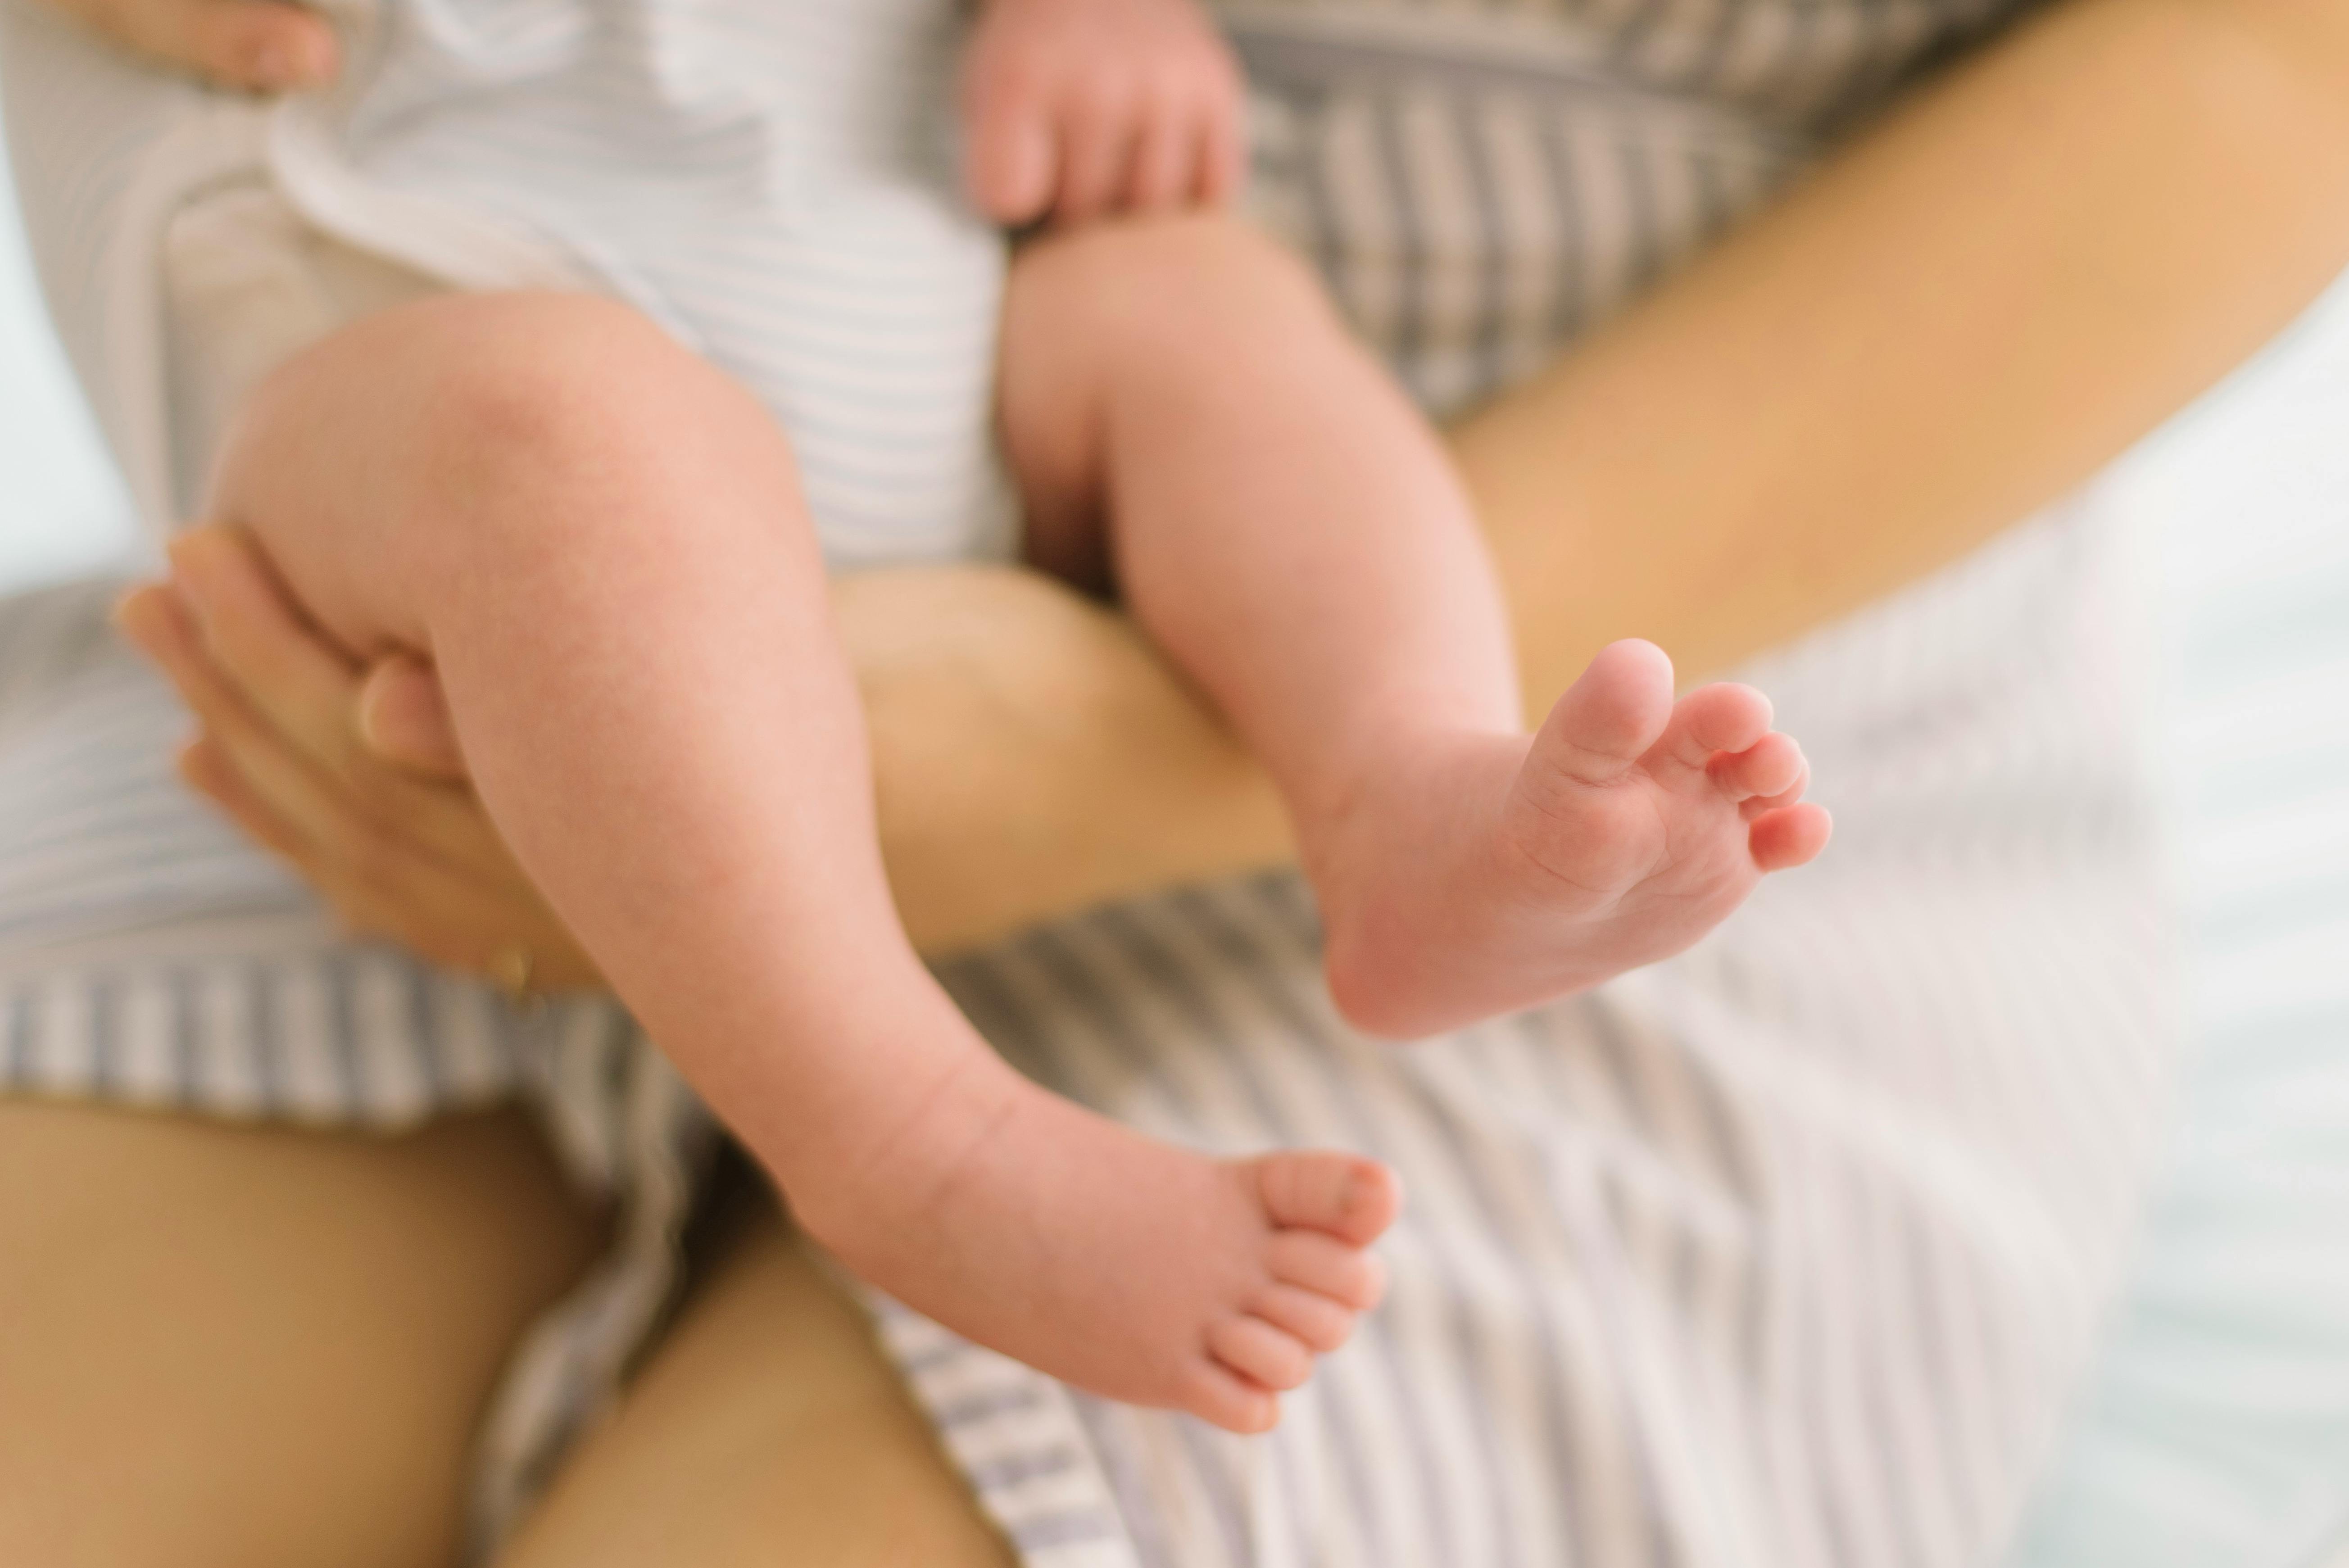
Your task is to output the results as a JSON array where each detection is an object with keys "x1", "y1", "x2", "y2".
[
  {"x1": 7, "y1": 0, "x2": 1015, "y2": 566},
  {"x1": 0, "y1": 0, "x2": 2183, "y2": 1563}
]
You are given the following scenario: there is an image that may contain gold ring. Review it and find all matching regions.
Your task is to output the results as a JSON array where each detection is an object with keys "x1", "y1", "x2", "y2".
[{"x1": 489, "y1": 945, "x2": 537, "y2": 1005}]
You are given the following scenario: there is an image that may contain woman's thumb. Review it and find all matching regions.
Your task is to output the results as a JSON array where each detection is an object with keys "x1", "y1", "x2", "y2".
[{"x1": 358, "y1": 654, "x2": 469, "y2": 780}]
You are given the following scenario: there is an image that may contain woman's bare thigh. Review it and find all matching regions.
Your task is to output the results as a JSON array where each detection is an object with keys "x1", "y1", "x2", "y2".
[
  {"x1": 501, "y1": 1204, "x2": 1012, "y2": 1568},
  {"x1": 0, "y1": 1097, "x2": 603, "y2": 1568}
]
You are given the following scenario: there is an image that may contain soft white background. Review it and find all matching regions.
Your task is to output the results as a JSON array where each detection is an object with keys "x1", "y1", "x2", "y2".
[
  {"x1": 2, "y1": 92, "x2": 2346, "y2": 1567},
  {"x1": 0, "y1": 131, "x2": 138, "y2": 583}
]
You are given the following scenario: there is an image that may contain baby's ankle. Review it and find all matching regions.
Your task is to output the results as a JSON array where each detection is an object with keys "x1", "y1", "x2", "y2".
[{"x1": 764, "y1": 1043, "x2": 1027, "y2": 1258}]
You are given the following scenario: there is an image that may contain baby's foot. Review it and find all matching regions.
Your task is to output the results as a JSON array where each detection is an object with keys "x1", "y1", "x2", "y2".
[
  {"x1": 1316, "y1": 639, "x2": 1831, "y2": 1038},
  {"x1": 795, "y1": 1052, "x2": 1400, "y2": 1433}
]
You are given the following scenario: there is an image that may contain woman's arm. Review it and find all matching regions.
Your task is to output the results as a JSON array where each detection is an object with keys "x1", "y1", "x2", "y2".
[
  {"x1": 1462, "y1": 0, "x2": 2349, "y2": 690},
  {"x1": 142, "y1": 0, "x2": 2349, "y2": 961}
]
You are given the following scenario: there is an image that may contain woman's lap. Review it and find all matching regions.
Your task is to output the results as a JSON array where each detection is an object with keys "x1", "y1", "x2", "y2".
[
  {"x1": 0, "y1": 1091, "x2": 1009, "y2": 1568},
  {"x1": 503, "y1": 1204, "x2": 1012, "y2": 1568},
  {"x1": 0, "y1": 1097, "x2": 601, "y2": 1568}
]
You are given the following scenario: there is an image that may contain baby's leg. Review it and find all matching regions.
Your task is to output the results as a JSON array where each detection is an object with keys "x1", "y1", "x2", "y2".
[
  {"x1": 1000, "y1": 218, "x2": 1831, "y2": 1039},
  {"x1": 208, "y1": 291, "x2": 1396, "y2": 1430}
]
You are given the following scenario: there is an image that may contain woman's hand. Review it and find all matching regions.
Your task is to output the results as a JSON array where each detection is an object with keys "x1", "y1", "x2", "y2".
[
  {"x1": 114, "y1": 525, "x2": 604, "y2": 993},
  {"x1": 122, "y1": 522, "x2": 1294, "y2": 967},
  {"x1": 38, "y1": 0, "x2": 337, "y2": 93}
]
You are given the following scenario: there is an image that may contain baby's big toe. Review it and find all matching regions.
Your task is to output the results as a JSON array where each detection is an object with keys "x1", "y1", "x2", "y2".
[
  {"x1": 1527, "y1": 639, "x2": 1678, "y2": 788},
  {"x1": 1252, "y1": 1151, "x2": 1401, "y2": 1247}
]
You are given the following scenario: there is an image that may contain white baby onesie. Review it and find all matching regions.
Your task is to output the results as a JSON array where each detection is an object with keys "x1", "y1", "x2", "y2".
[{"x1": 62, "y1": 0, "x2": 1020, "y2": 571}]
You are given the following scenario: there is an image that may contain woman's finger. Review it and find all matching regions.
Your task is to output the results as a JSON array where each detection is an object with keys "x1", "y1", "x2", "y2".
[
  {"x1": 189, "y1": 725, "x2": 595, "y2": 985},
  {"x1": 116, "y1": 580, "x2": 303, "y2": 775},
  {"x1": 118, "y1": 581, "x2": 423, "y2": 879},
  {"x1": 155, "y1": 530, "x2": 507, "y2": 862},
  {"x1": 203, "y1": 657, "x2": 513, "y2": 890},
  {"x1": 357, "y1": 655, "x2": 469, "y2": 780},
  {"x1": 177, "y1": 732, "x2": 324, "y2": 870},
  {"x1": 181, "y1": 725, "x2": 455, "y2": 961},
  {"x1": 122, "y1": 556, "x2": 598, "y2": 992},
  {"x1": 166, "y1": 526, "x2": 365, "y2": 776},
  {"x1": 181, "y1": 659, "x2": 404, "y2": 879}
]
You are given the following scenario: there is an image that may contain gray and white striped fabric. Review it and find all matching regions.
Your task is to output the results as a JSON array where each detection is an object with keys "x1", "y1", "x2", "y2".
[
  {"x1": 2, "y1": 0, "x2": 1015, "y2": 565},
  {"x1": 0, "y1": 0, "x2": 2181, "y2": 1563}
]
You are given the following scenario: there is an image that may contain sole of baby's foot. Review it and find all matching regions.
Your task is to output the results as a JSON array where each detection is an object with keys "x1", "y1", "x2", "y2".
[
  {"x1": 794, "y1": 1054, "x2": 1399, "y2": 1434},
  {"x1": 1318, "y1": 639, "x2": 1831, "y2": 1038}
]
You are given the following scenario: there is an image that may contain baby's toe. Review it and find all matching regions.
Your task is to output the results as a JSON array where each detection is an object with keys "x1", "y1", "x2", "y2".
[
  {"x1": 1251, "y1": 1282, "x2": 1359, "y2": 1353},
  {"x1": 1527, "y1": 639, "x2": 1678, "y2": 787},
  {"x1": 1749, "y1": 802, "x2": 1832, "y2": 871},
  {"x1": 1740, "y1": 760, "x2": 1813, "y2": 821},
  {"x1": 1267, "y1": 1230, "x2": 1388, "y2": 1310},
  {"x1": 1210, "y1": 1314, "x2": 1316, "y2": 1392},
  {"x1": 1652, "y1": 683, "x2": 1773, "y2": 775},
  {"x1": 1182, "y1": 1357, "x2": 1281, "y2": 1434},
  {"x1": 1251, "y1": 1151, "x2": 1401, "y2": 1247},
  {"x1": 1707, "y1": 731, "x2": 1805, "y2": 804}
]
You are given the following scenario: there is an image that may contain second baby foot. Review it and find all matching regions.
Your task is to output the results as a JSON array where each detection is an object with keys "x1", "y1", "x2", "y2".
[
  {"x1": 1315, "y1": 639, "x2": 1832, "y2": 1038},
  {"x1": 795, "y1": 1051, "x2": 1400, "y2": 1433}
]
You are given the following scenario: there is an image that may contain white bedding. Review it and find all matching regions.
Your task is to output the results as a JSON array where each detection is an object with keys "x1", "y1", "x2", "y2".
[
  {"x1": 2007, "y1": 272, "x2": 2349, "y2": 1568},
  {"x1": 0, "y1": 120, "x2": 135, "y2": 587}
]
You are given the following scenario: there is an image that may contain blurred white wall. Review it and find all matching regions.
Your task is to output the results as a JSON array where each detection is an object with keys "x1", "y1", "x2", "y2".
[
  {"x1": 0, "y1": 106, "x2": 139, "y2": 591},
  {"x1": 2009, "y1": 279, "x2": 2349, "y2": 1568},
  {"x1": 2111, "y1": 276, "x2": 2349, "y2": 1042}
]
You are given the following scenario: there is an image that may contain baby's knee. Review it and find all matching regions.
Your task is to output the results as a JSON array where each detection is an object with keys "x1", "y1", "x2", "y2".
[
  {"x1": 1008, "y1": 212, "x2": 1333, "y2": 362},
  {"x1": 218, "y1": 290, "x2": 751, "y2": 569},
  {"x1": 392, "y1": 292, "x2": 700, "y2": 465},
  {"x1": 223, "y1": 292, "x2": 708, "y2": 509},
  {"x1": 205, "y1": 291, "x2": 758, "y2": 639}
]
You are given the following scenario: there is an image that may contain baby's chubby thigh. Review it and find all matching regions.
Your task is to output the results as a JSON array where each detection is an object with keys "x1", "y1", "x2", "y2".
[{"x1": 205, "y1": 290, "x2": 825, "y2": 664}]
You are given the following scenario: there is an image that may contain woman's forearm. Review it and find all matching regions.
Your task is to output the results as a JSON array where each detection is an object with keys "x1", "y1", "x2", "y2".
[
  {"x1": 1465, "y1": 0, "x2": 2349, "y2": 693},
  {"x1": 843, "y1": 566, "x2": 1293, "y2": 955},
  {"x1": 871, "y1": 0, "x2": 2349, "y2": 956}
]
